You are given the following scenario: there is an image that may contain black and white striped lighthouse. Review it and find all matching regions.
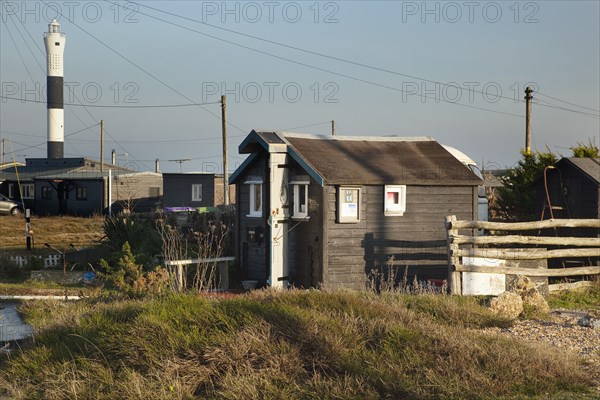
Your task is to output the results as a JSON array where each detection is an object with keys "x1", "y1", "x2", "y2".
[{"x1": 43, "y1": 19, "x2": 65, "y2": 159}]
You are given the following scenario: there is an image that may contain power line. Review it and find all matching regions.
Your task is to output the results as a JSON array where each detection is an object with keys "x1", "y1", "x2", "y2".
[
  {"x1": 536, "y1": 91, "x2": 600, "y2": 113},
  {"x1": 0, "y1": 95, "x2": 220, "y2": 108},
  {"x1": 39, "y1": 0, "x2": 248, "y2": 136},
  {"x1": 41, "y1": 136, "x2": 232, "y2": 144},
  {"x1": 0, "y1": 11, "x2": 37, "y2": 86},
  {"x1": 106, "y1": 1, "x2": 524, "y2": 119},
  {"x1": 532, "y1": 100, "x2": 599, "y2": 119},
  {"x1": 280, "y1": 121, "x2": 332, "y2": 131},
  {"x1": 15, "y1": 4, "x2": 153, "y2": 170},
  {"x1": 1, "y1": 13, "x2": 89, "y2": 157},
  {"x1": 125, "y1": 1, "x2": 600, "y2": 118},
  {"x1": 131, "y1": 1, "x2": 518, "y2": 101},
  {"x1": 7, "y1": 123, "x2": 101, "y2": 154},
  {"x1": 6, "y1": 13, "x2": 96, "y2": 158}
]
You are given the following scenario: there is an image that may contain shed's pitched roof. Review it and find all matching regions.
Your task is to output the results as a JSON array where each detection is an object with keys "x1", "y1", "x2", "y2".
[
  {"x1": 558, "y1": 157, "x2": 600, "y2": 184},
  {"x1": 231, "y1": 130, "x2": 482, "y2": 186}
]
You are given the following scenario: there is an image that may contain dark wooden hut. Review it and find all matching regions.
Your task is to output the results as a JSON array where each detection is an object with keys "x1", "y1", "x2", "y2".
[
  {"x1": 230, "y1": 131, "x2": 482, "y2": 289},
  {"x1": 535, "y1": 157, "x2": 600, "y2": 220}
]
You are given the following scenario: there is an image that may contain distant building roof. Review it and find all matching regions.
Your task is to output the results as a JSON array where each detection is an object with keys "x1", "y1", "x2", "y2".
[
  {"x1": 231, "y1": 130, "x2": 482, "y2": 186},
  {"x1": 0, "y1": 157, "x2": 133, "y2": 181}
]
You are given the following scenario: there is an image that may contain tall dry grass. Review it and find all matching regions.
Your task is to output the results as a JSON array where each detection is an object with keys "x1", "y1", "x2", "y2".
[
  {"x1": 0, "y1": 215, "x2": 104, "y2": 251},
  {"x1": 0, "y1": 290, "x2": 596, "y2": 399}
]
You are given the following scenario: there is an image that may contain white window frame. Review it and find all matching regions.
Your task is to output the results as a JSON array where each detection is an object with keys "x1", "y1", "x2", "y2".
[
  {"x1": 191, "y1": 184, "x2": 202, "y2": 202},
  {"x1": 338, "y1": 187, "x2": 361, "y2": 223},
  {"x1": 291, "y1": 178, "x2": 310, "y2": 219},
  {"x1": 384, "y1": 185, "x2": 407, "y2": 216},
  {"x1": 245, "y1": 177, "x2": 263, "y2": 218},
  {"x1": 21, "y1": 183, "x2": 34, "y2": 199}
]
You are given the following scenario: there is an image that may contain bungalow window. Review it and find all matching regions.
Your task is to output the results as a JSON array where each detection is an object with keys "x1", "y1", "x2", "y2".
[
  {"x1": 192, "y1": 184, "x2": 202, "y2": 201},
  {"x1": 291, "y1": 176, "x2": 309, "y2": 219},
  {"x1": 76, "y1": 187, "x2": 87, "y2": 200},
  {"x1": 385, "y1": 185, "x2": 407, "y2": 216},
  {"x1": 8, "y1": 183, "x2": 14, "y2": 199},
  {"x1": 245, "y1": 177, "x2": 263, "y2": 218},
  {"x1": 42, "y1": 186, "x2": 52, "y2": 199},
  {"x1": 21, "y1": 184, "x2": 34, "y2": 199},
  {"x1": 338, "y1": 187, "x2": 360, "y2": 223}
]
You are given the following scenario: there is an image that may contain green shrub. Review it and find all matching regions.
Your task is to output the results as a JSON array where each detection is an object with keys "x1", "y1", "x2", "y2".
[
  {"x1": 100, "y1": 242, "x2": 170, "y2": 297},
  {"x1": 0, "y1": 255, "x2": 23, "y2": 281},
  {"x1": 102, "y1": 215, "x2": 162, "y2": 266}
]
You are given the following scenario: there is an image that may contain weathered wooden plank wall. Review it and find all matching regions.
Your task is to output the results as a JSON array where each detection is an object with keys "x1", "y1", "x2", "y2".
[{"x1": 324, "y1": 185, "x2": 476, "y2": 289}]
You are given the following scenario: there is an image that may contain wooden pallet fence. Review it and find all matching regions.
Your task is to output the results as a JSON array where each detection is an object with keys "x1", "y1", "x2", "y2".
[{"x1": 445, "y1": 216, "x2": 600, "y2": 295}]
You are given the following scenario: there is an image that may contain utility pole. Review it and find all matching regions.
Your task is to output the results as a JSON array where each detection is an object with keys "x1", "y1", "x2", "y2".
[
  {"x1": 525, "y1": 86, "x2": 533, "y2": 155},
  {"x1": 331, "y1": 120, "x2": 335, "y2": 136},
  {"x1": 221, "y1": 95, "x2": 229, "y2": 206},
  {"x1": 100, "y1": 119, "x2": 104, "y2": 172},
  {"x1": 1, "y1": 138, "x2": 4, "y2": 165}
]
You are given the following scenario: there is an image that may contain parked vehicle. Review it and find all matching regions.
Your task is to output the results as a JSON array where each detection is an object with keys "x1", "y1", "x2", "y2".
[{"x1": 0, "y1": 194, "x2": 23, "y2": 215}]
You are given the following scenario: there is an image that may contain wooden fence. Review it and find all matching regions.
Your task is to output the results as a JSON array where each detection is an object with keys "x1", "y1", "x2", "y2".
[{"x1": 445, "y1": 216, "x2": 600, "y2": 295}]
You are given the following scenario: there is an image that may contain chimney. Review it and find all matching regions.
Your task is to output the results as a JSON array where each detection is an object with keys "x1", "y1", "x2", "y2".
[
  {"x1": 155, "y1": 158, "x2": 160, "y2": 173},
  {"x1": 111, "y1": 149, "x2": 116, "y2": 165}
]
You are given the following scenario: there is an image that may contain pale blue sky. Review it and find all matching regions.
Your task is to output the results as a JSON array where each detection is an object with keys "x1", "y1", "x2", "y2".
[{"x1": 1, "y1": 0, "x2": 599, "y2": 173}]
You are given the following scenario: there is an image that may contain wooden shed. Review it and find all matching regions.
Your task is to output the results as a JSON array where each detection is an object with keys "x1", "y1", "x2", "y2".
[
  {"x1": 230, "y1": 131, "x2": 482, "y2": 289},
  {"x1": 535, "y1": 157, "x2": 600, "y2": 220}
]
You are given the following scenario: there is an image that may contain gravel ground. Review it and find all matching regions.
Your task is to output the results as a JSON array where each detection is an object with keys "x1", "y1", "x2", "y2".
[{"x1": 481, "y1": 310, "x2": 600, "y2": 394}]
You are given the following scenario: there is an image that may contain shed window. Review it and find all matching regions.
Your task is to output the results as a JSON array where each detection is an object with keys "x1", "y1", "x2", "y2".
[
  {"x1": 338, "y1": 187, "x2": 360, "y2": 223},
  {"x1": 192, "y1": 184, "x2": 202, "y2": 201},
  {"x1": 245, "y1": 177, "x2": 263, "y2": 218},
  {"x1": 76, "y1": 187, "x2": 87, "y2": 200},
  {"x1": 384, "y1": 185, "x2": 406, "y2": 216},
  {"x1": 294, "y1": 184, "x2": 308, "y2": 218},
  {"x1": 291, "y1": 177, "x2": 309, "y2": 219},
  {"x1": 42, "y1": 186, "x2": 52, "y2": 199}
]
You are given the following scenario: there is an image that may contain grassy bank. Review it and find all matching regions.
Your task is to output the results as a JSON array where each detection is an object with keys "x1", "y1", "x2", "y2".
[
  {"x1": 0, "y1": 290, "x2": 597, "y2": 399},
  {"x1": 0, "y1": 215, "x2": 104, "y2": 250}
]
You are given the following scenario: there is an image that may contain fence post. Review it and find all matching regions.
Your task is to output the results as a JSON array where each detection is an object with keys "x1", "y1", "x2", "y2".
[{"x1": 446, "y1": 215, "x2": 461, "y2": 295}]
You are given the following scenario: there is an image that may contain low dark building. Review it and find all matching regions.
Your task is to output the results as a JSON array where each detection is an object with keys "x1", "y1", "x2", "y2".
[
  {"x1": 230, "y1": 131, "x2": 482, "y2": 290},
  {"x1": 0, "y1": 158, "x2": 162, "y2": 216},
  {"x1": 162, "y1": 173, "x2": 215, "y2": 208}
]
